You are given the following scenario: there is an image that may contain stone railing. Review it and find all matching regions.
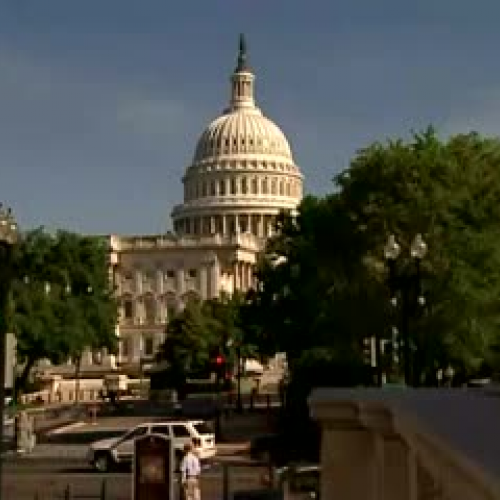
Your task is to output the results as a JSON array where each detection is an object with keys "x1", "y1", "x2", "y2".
[{"x1": 309, "y1": 388, "x2": 500, "y2": 500}]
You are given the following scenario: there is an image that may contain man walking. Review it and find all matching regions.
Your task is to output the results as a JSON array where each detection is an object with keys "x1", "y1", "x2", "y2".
[{"x1": 180, "y1": 441, "x2": 201, "y2": 500}]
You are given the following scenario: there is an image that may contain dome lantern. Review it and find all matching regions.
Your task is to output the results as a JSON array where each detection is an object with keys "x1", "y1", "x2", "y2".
[{"x1": 229, "y1": 33, "x2": 255, "y2": 111}]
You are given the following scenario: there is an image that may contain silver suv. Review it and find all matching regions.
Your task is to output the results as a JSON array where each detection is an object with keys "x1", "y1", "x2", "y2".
[{"x1": 88, "y1": 420, "x2": 216, "y2": 472}]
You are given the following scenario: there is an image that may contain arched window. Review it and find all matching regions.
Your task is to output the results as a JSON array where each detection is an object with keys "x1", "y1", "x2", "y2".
[
  {"x1": 164, "y1": 293, "x2": 177, "y2": 322},
  {"x1": 123, "y1": 297, "x2": 133, "y2": 320},
  {"x1": 143, "y1": 295, "x2": 156, "y2": 324}
]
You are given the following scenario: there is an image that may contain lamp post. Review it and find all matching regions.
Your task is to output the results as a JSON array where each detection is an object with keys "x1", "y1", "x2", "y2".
[
  {"x1": 384, "y1": 233, "x2": 427, "y2": 386},
  {"x1": 0, "y1": 205, "x2": 18, "y2": 500}
]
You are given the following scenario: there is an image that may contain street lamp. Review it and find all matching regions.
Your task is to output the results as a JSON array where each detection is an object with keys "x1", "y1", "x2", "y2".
[
  {"x1": 226, "y1": 338, "x2": 243, "y2": 413},
  {"x1": 0, "y1": 204, "x2": 18, "y2": 500},
  {"x1": 384, "y1": 233, "x2": 427, "y2": 386}
]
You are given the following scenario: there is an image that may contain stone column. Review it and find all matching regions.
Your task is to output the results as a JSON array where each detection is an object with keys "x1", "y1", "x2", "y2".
[
  {"x1": 199, "y1": 265, "x2": 208, "y2": 300},
  {"x1": 176, "y1": 268, "x2": 185, "y2": 296},
  {"x1": 234, "y1": 214, "x2": 240, "y2": 234},
  {"x1": 135, "y1": 270, "x2": 142, "y2": 295},
  {"x1": 242, "y1": 263, "x2": 248, "y2": 290},
  {"x1": 156, "y1": 269, "x2": 164, "y2": 295},
  {"x1": 383, "y1": 438, "x2": 417, "y2": 500},
  {"x1": 258, "y1": 214, "x2": 264, "y2": 237},
  {"x1": 210, "y1": 255, "x2": 220, "y2": 298},
  {"x1": 321, "y1": 426, "x2": 384, "y2": 500},
  {"x1": 222, "y1": 215, "x2": 227, "y2": 236},
  {"x1": 210, "y1": 216, "x2": 216, "y2": 234},
  {"x1": 247, "y1": 264, "x2": 254, "y2": 289},
  {"x1": 233, "y1": 261, "x2": 239, "y2": 292},
  {"x1": 133, "y1": 334, "x2": 143, "y2": 364}
]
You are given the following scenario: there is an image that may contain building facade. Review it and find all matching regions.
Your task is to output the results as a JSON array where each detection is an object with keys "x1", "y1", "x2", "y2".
[{"x1": 107, "y1": 36, "x2": 303, "y2": 371}]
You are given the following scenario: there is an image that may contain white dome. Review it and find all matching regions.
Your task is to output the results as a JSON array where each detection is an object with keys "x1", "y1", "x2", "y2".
[
  {"x1": 171, "y1": 35, "x2": 303, "y2": 239},
  {"x1": 193, "y1": 107, "x2": 293, "y2": 163}
]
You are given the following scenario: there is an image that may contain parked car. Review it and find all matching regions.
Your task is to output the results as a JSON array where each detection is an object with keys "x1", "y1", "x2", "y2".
[{"x1": 87, "y1": 419, "x2": 216, "y2": 472}]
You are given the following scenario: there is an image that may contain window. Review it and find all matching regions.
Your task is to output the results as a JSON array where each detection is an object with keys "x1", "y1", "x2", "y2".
[
  {"x1": 252, "y1": 178, "x2": 258, "y2": 194},
  {"x1": 166, "y1": 269, "x2": 175, "y2": 279},
  {"x1": 165, "y1": 296, "x2": 177, "y2": 320},
  {"x1": 124, "y1": 300, "x2": 133, "y2": 319},
  {"x1": 241, "y1": 178, "x2": 248, "y2": 195},
  {"x1": 210, "y1": 181, "x2": 216, "y2": 196},
  {"x1": 143, "y1": 337, "x2": 154, "y2": 357},
  {"x1": 172, "y1": 425, "x2": 191, "y2": 438},
  {"x1": 121, "y1": 338, "x2": 130, "y2": 357},
  {"x1": 188, "y1": 269, "x2": 197, "y2": 279},
  {"x1": 151, "y1": 425, "x2": 172, "y2": 437},
  {"x1": 219, "y1": 180, "x2": 226, "y2": 196},
  {"x1": 230, "y1": 178, "x2": 237, "y2": 195},
  {"x1": 194, "y1": 422, "x2": 213, "y2": 435}
]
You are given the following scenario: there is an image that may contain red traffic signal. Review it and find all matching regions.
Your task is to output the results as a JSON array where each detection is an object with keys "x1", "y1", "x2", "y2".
[{"x1": 215, "y1": 355, "x2": 224, "y2": 365}]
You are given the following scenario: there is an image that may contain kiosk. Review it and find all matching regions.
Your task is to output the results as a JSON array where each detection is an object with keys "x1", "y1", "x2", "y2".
[{"x1": 133, "y1": 433, "x2": 174, "y2": 500}]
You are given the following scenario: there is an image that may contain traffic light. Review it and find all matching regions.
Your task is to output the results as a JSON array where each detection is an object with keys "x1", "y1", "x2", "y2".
[{"x1": 213, "y1": 354, "x2": 226, "y2": 382}]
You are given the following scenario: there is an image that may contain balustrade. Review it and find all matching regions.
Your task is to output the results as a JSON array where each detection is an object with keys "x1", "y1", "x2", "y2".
[{"x1": 309, "y1": 388, "x2": 500, "y2": 500}]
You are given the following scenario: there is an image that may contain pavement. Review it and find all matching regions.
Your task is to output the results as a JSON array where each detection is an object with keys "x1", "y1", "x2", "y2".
[{"x1": 2, "y1": 457, "x2": 268, "y2": 500}]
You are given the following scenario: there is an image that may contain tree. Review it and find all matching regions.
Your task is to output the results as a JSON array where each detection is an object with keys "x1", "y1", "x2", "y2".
[
  {"x1": 251, "y1": 128, "x2": 500, "y2": 387},
  {"x1": 252, "y1": 196, "x2": 384, "y2": 372},
  {"x1": 336, "y1": 129, "x2": 500, "y2": 381},
  {"x1": 156, "y1": 300, "x2": 221, "y2": 397},
  {"x1": 156, "y1": 292, "x2": 260, "y2": 397},
  {"x1": 10, "y1": 229, "x2": 117, "y2": 394}
]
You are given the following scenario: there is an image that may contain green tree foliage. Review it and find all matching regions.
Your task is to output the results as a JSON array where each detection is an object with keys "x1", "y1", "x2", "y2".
[
  {"x1": 156, "y1": 292, "x2": 257, "y2": 396},
  {"x1": 10, "y1": 228, "x2": 117, "y2": 392},
  {"x1": 254, "y1": 129, "x2": 500, "y2": 386}
]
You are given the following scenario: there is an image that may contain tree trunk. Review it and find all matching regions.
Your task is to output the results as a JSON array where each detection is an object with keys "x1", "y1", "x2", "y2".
[
  {"x1": 16, "y1": 357, "x2": 36, "y2": 400},
  {"x1": 74, "y1": 354, "x2": 82, "y2": 404}
]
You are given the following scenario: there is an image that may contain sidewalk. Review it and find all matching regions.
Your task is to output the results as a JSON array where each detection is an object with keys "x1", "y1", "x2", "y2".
[{"x1": 4, "y1": 441, "x2": 251, "y2": 461}]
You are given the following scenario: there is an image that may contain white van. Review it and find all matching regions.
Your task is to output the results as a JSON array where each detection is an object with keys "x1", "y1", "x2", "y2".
[{"x1": 88, "y1": 419, "x2": 216, "y2": 472}]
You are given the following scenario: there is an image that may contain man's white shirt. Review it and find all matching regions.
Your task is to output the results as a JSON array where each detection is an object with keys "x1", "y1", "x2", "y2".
[{"x1": 181, "y1": 452, "x2": 201, "y2": 482}]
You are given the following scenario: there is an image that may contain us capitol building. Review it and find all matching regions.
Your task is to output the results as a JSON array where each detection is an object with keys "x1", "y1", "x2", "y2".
[{"x1": 103, "y1": 36, "x2": 304, "y2": 371}]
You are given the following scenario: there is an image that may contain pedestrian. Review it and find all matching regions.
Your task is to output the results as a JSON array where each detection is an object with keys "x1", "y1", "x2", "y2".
[{"x1": 180, "y1": 441, "x2": 201, "y2": 500}]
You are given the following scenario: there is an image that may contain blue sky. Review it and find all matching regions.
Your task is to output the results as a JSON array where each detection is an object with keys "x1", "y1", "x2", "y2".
[{"x1": 1, "y1": 0, "x2": 499, "y2": 234}]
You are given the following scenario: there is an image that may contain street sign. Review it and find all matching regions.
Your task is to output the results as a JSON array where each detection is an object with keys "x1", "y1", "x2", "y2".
[{"x1": 132, "y1": 433, "x2": 174, "y2": 500}]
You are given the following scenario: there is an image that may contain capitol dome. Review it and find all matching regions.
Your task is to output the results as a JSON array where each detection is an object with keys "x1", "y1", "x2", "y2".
[{"x1": 171, "y1": 35, "x2": 303, "y2": 238}]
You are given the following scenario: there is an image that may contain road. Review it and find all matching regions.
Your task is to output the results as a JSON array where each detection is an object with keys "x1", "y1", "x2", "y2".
[
  {"x1": 2, "y1": 457, "x2": 267, "y2": 500},
  {"x1": 1, "y1": 402, "x2": 277, "y2": 499}
]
